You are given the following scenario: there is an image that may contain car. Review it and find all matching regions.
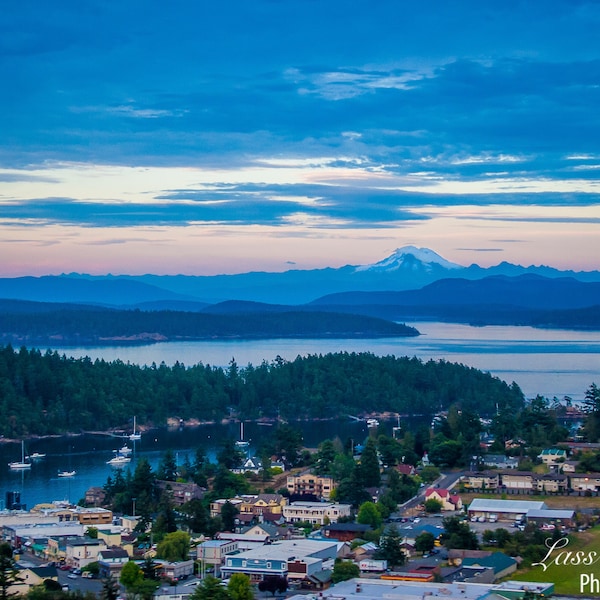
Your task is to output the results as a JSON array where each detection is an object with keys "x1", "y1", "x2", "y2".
[{"x1": 67, "y1": 573, "x2": 78, "y2": 579}]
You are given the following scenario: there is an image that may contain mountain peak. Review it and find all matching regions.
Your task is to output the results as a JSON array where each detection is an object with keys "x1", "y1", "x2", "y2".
[{"x1": 355, "y1": 246, "x2": 464, "y2": 273}]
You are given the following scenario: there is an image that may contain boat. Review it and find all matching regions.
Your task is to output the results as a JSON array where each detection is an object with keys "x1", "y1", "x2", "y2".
[
  {"x1": 235, "y1": 422, "x2": 249, "y2": 447},
  {"x1": 107, "y1": 454, "x2": 131, "y2": 466},
  {"x1": 58, "y1": 470, "x2": 76, "y2": 478},
  {"x1": 366, "y1": 418, "x2": 380, "y2": 428},
  {"x1": 9, "y1": 441, "x2": 32, "y2": 470},
  {"x1": 27, "y1": 452, "x2": 46, "y2": 460},
  {"x1": 129, "y1": 416, "x2": 142, "y2": 441},
  {"x1": 118, "y1": 445, "x2": 132, "y2": 456}
]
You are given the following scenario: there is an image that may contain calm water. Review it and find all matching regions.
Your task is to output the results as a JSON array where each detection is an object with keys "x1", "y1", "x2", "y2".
[
  {"x1": 2, "y1": 321, "x2": 598, "y2": 508},
  {"x1": 0, "y1": 419, "x2": 388, "y2": 510}
]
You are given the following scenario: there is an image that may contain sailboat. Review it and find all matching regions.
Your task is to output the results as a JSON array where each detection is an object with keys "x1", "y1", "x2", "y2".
[
  {"x1": 8, "y1": 441, "x2": 32, "y2": 470},
  {"x1": 235, "y1": 422, "x2": 249, "y2": 447},
  {"x1": 129, "y1": 416, "x2": 142, "y2": 441}
]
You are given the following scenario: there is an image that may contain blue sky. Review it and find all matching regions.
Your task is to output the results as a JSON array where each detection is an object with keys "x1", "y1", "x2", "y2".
[{"x1": 1, "y1": 0, "x2": 599, "y2": 275}]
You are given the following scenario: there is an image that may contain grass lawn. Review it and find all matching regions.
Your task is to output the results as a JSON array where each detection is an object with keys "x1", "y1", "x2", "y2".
[{"x1": 510, "y1": 526, "x2": 600, "y2": 596}]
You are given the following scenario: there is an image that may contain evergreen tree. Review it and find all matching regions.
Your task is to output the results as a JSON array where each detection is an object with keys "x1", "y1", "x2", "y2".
[
  {"x1": 315, "y1": 439, "x2": 336, "y2": 475},
  {"x1": 100, "y1": 575, "x2": 120, "y2": 600},
  {"x1": 375, "y1": 524, "x2": 405, "y2": 568},
  {"x1": 360, "y1": 438, "x2": 381, "y2": 487},
  {"x1": 221, "y1": 501, "x2": 240, "y2": 532},
  {"x1": 157, "y1": 449, "x2": 178, "y2": 481},
  {"x1": 0, "y1": 543, "x2": 22, "y2": 600}
]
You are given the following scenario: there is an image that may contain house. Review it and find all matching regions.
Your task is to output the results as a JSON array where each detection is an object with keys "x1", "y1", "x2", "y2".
[
  {"x1": 320, "y1": 523, "x2": 373, "y2": 542},
  {"x1": 538, "y1": 448, "x2": 568, "y2": 466},
  {"x1": 97, "y1": 547, "x2": 130, "y2": 578},
  {"x1": 424, "y1": 488, "x2": 462, "y2": 511},
  {"x1": 282, "y1": 501, "x2": 351, "y2": 525},
  {"x1": 286, "y1": 471, "x2": 335, "y2": 500},
  {"x1": 12, "y1": 565, "x2": 58, "y2": 594},
  {"x1": 560, "y1": 460, "x2": 579, "y2": 473},
  {"x1": 156, "y1": 481, "x2": 204, "y2": 506},
  {"x1": 85, "y1": 487, "x2": 107, "y2": 507},
  {"x1": 395, "y1": 464, "x2": 416, "y2": 477},
  {"x1": 482, "y1": 454, "x2": 519, "y2": 470},
  {"x1": 232, "y1": 456, "x2": 263, "y2": 475}
]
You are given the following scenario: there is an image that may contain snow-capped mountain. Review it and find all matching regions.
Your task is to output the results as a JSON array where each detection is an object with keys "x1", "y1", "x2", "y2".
[{"x1": 355, "y1": 246, "x2": 464, "y2": 273}]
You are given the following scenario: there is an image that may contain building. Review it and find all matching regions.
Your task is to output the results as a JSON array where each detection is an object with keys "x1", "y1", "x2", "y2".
[
  {"x1": 282, "y1": 501, "x2": 351, "y2": 525},
  {"x1": 461, "y1": 552, "x2": 518, "y2": 581},
  {"x1": 482, "y1": 454, "x2": 519, "y2": 469},
  {"x1": 220, "y1": 539, "x2": 337, "y2": 584},
  {"x1": 286, "y1": 578, "x2": 555, "y2": 600},
  {"x1": 538, "y1": 447, "x2": 568, "y2": 466},
  {"x1": 286, "y1": 471, "x2": 335, "y2": 500},
  {"x1": 424, "y1": 488, "x2": 462, "y2": 511},
  {"x1": 97, "y1": 547, "x2": 130, "y2": 578},
  {"x1": 197, "y1": 539, "x2": 238, "y2": 577},
  {"x1": 467, "y1": 498, "x2": 546, "y2": 522},
  {"x1": 320, "y1": 523, "x2": 372, "y2": 542},
  {"x1": 570, "y1": 473, "x2": 600, "y2": 494},
  {"x1": 65, "y1": 536, "x2": 107, "y2": 569},
  {"x1": 461, "y1": 471, "x2": 500, "y2": 492},
  {"x1": 156, "y1": 481, "x2": 204, "y2": 506}
]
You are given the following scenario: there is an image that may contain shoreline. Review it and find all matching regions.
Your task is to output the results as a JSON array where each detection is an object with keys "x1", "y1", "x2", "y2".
[{"x1": 0, "y1": 411, "x2": 402, "y2": 445}]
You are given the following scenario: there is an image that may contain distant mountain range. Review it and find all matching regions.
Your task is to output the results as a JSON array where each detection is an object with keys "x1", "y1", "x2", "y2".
[
  {"x1": 1, "y1": 245, "x2": 600, "y2": 306},
  {"x1": 0, "y1": 247, "x2": 598, "y2": 343}
]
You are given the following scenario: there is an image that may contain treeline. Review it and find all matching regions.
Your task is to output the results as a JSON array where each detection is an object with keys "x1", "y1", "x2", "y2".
[
  {"x1": 0, "y1": 345, "x2": 524, "y2": 437},
  {"x1": 0, "y1": 303, "x2": 418, "y2": 345}
]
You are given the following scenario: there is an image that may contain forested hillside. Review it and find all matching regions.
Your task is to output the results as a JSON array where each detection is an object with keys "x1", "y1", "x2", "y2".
[
  {"x1": 0, "y1": 303, "x2": 417, "y2": 345},
  {"x1": 0, "y1": 346, "x2": 524, "y2": 438}
]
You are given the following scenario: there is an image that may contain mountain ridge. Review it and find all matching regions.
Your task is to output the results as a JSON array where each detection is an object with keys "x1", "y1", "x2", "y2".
[{"x1": 1, "y1": 246, "x2": 599, "y2": 306}]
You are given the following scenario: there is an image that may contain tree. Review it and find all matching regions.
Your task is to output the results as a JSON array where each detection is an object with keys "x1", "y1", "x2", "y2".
[
  {"x1": 415, "y1": 532, "x2": 435, "y2": 554},
  {"x1": 315, "y1": 439, "x2": 336, "y2": 475},
  {"x1": 156, "y1": 531, "x2": 190, "y2": 562},
  {"x1": 424, "y1": 498, "x2": 443, "y2": 513},
  {"x1": 100, "y1": 575, "x2": 120, "y2": 600},
  {"x1": 357, "y1": 501, "x2": 382, "y2": 529},
  {"x1": 191, "y1": 575, "x2": 230, "y2": 600},
  {"x1": 0, "y1": 543, "x2": 22, "y2": 600},
  {"x1": 331, "y1": 559, "x2": 360, "y2": 583},
  {"x1": 375, "y1": 524, "x2": 405, "y2": 568},
  {"x1": 360, "y1": 438, "x2": 381, "y2": 487},
  {"x1": 180, "y1": 498, "x2": 209, "y2": 534},
  {"x1": 258, "y1": 576, "x2": 288, "y2": 596},
  {"x1": 221, "y1": 500, "x2": 240, "y2": 532},
  {"x1": 120, "y1": 560, "x2": 144, "y2": 590},
  {"x1": 228, "y1": 573, "x2": 254, "y2": 600},
  {"x1": 157, "y1": 449, "x2": 178, "y2": 481},
  {"x1": 441, "y1": 516, "x2": 479, "y2": 550}
]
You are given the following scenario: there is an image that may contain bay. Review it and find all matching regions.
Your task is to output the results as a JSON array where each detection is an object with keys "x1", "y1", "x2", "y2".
[
  {"x1": 2, "y1": 321, "x2": 598, "y2": 509},
  {"x1": 0, "y1": 419, "x2": 393, "y2": 510}
]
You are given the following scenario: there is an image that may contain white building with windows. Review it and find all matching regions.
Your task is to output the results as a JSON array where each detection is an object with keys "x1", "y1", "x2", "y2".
[{"x1": 282, "y1": 501, "x2": 351, "y2": 525}]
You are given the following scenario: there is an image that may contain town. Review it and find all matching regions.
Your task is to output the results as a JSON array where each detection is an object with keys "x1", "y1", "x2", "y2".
[{"x1": 2, "y1": 388, "x2": 600, "y2": 600}]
